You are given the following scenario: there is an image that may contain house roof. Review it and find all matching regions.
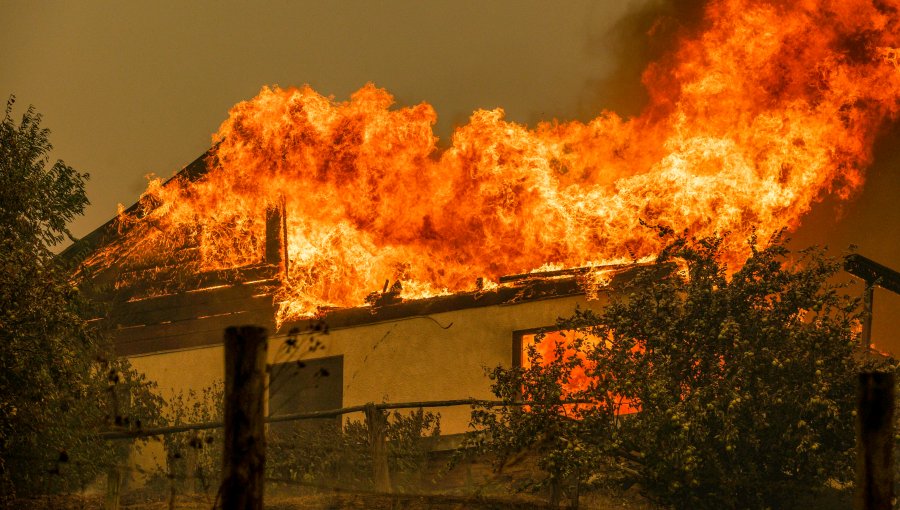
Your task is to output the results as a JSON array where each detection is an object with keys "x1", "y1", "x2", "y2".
[
  {"x1": 59, "y1": 148, "x2": 217, "y2": 269},
  {"x1": 110, "y1": 262, "x2": 661, "y2": 356},
  {"x1": 62, "y1": 150, "x2": 666, "y2": 356}
]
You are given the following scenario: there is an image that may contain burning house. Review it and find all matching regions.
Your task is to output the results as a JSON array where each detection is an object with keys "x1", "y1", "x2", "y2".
[
  {"x1": 62, "y1": 152, "x2": 655, "y2": 435},
  {"x1": 59, "y1": 0, "x2": 900, "y2": 478}
]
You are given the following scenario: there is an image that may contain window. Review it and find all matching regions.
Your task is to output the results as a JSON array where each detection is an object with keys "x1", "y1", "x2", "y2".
[
  {"x1": 513, "y1": 328, "x2": 596, "y2": 396},
  {"x1": 512, "y1": 328, "x2": 637, "y2": 414},
  {"x1": 268, "y1": 355, "x2": 343, "y2": 436}
]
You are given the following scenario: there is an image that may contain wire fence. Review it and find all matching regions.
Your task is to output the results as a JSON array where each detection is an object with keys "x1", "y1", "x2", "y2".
[
  {"x1": 98, "y1": 397, "x2": 590, "y2": 440},
  {"x1": 81, "y1": 395, "x2": 595, "y2": 510}
]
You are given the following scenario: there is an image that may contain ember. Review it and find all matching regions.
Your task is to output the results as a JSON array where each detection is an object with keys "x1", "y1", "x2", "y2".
[{"x1": 82, "y1": 0, "x2": 900, "y2": 326}]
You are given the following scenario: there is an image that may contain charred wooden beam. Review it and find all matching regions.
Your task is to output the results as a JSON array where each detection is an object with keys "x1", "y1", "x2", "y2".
[
  {"x1": 281, "y1": 198, "x2": 289, "y2": 275},
  {"x1": 861, "y1": 283, "x2": 875, "y2": 349},
  {"x1": 58, "y1": 148, "x2": 218, "y2": 268},
  {"x1": 92, "y1": 264, "x2": 278, "y2": 304},
  {"x1": 499, "y1": 266, "x2": 593, "y2": 283},
  {"x1": 365, "y1": 280, "x2": 403, "y2": 307},
  {"x1": 845, "y1": 254, "x2": 900, "y2": 295},
  {"x1": 284, "y1": 265, "x2": 660, "y2": 334},
  {"x1": 844, "y1": 254, "x2": 900, "y2": 349},
  {"x1": 265, "y1": 204, "x2": 284, "y2": 269},
  {"x1": 498, "y1": 263, "x2": 635, "y2": 284}
]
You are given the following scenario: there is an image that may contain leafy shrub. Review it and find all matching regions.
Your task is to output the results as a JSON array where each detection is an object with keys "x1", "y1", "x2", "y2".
[
  {"x1": 268, "y1": 408, "x2": 440, "y2": 491},
  {"x1": 145, "y1": 381, "x2": 224, "y2": 498},
  {"x1": 0, "y1": 96, "x2": 163, "y2": 499},
  {"x1": 471, "y1": 230, "x2": 870, "y2": 509},
  {"x1": 467, "y1": 336, "x2": 619, "y2": 507}
]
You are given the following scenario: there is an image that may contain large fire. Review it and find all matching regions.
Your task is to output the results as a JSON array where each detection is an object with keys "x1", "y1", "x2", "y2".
[{"x1": 83, "y1": 0, "x2": 900, "y2": 325}]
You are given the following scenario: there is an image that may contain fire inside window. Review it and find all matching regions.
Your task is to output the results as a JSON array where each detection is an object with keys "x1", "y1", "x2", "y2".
[
  {"x1": 513, "y1": 329, "x2": 638, "y2": 414},
  {"x1": 514, "y1": 329, "x2": 596, "y2": 398}
]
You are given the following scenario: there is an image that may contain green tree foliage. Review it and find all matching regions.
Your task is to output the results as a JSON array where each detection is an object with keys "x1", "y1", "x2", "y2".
[
  {"x1": 472, "y1": 229, "x2": 868, "y2": 509},
  {"x1": 0, "y1": 96, "x2": 162, "y2": 498},
  {"x1": 146, "y1": 381, "x2": 224, "y2": 499},
  {"x1": 0, "y1": 98, "x2": 87, "y2": 249},
  {"x1": 468, "y1": 337, "x2": 622, "y2": 507},
  {"x1": 268, "y1": 408, "x2": 440, "y2": 491}
]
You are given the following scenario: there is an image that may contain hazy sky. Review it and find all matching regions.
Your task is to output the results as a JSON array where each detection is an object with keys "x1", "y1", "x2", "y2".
[
  {"x1": 2, "y1": 0, "x2": 649, "y2": 237},
  {"x1": 3, "y1": 0, "x2": 899, "y2": 351}
]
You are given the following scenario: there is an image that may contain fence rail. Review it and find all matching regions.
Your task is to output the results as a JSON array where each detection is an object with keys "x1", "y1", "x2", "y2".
[{"x1": 99, "y1": 398, "x2": 593, "y2": 440}]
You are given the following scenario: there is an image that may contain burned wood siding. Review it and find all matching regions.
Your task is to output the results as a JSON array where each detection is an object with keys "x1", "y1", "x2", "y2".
[{"x1": 106, "y1": 279, "x2": 277, "y2": 356}]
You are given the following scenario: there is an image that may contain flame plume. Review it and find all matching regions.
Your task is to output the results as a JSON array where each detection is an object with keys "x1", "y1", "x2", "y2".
[{"x1": 85, "y1": 0, "x2": 900, "y2": 324}]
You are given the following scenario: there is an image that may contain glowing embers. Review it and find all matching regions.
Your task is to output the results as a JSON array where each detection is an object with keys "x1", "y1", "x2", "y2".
[{"x1": 521, "y1": 329, "x2": 638, "y2": 415}]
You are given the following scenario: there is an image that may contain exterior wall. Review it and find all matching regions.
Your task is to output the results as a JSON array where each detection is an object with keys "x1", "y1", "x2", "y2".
[
  {"x1": 282, "y1": 294, "x2": 605, "y2": 433},
  {"x1": 126, "y1": 346, "x2": 225, "y2": 477},
  {"x1": 127, "y1": 293, "x2": 607, "y2": 435},
  {"x1": 128, "y1": 345, "x2": 224, "y2": 400},
  {"x1": 121, "y1": 292, "x2": 608, "y2": 481}
]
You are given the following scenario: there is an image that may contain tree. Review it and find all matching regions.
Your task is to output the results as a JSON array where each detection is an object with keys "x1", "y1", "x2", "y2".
[
  {"x1": 468, "y1": 336, "x2": 620, "y2": 508},
  {"x1": 267, "y1": 407, "x2": 441, "y2": 492},
  {"x1": 0, "y1": 95, "x2": 162, "y2": 498},
  {"x1": 471, "y1": 229, "x2": 869, "y2": 509},
  {"x1": 146, "y1": 381, "x2": 224, "y2": 500}
]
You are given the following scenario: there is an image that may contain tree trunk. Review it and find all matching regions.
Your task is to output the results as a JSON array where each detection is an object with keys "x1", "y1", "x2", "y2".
[{"x1": 549, "y1": 475, "x2": 562, "y2": 508}]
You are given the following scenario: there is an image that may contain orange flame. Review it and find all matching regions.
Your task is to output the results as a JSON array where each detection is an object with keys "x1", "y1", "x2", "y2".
[
  {"x1": 523, "y1": 330, "x2": 640, "y2": 415},
  {"x1": 85, "y1": 0, "x2": 900, "y2": 324}
]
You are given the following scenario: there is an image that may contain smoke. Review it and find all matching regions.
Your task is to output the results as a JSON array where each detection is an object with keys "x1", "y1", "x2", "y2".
[{"x1": 579, "y1": 0, "x2": 710, "y2": 117}]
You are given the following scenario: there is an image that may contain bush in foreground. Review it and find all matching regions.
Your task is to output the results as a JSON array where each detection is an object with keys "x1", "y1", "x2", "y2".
[{"x1": 472, "y1": 229, "x2": 871, "y2": 509}]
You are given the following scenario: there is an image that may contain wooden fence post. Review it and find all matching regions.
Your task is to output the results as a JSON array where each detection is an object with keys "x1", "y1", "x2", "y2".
[
  {"x1": 167, "y1": 464, "x2": 176, "y2": 510},
  {"x1": 856, "y1": 371, "x2": 895, "y2": 510},
  {"x1": 104, "y1": 468, "x2": 122, "y2": 510},
  {"x1": 221, "y1": 326, "x2": 268, "y2": 510},
  {"x1": 185, "y1": 436, "x2": 198, "y2": 494},
  {"x1": 104, "y1": 376, "x2": 132, "y2": 510},
  {"x1": 364, "y1": 403, "x2": 391, "y2": 493}
]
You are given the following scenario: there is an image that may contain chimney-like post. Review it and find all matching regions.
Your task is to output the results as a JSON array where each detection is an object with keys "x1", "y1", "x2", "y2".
[{"x1": 265, "y1": 200, "x2": 288, "y2": 275}]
